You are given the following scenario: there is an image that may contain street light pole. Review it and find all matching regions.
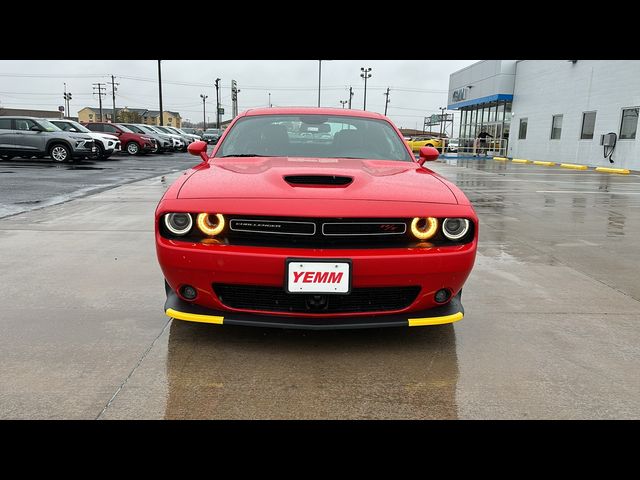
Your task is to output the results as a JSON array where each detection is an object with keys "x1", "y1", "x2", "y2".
[
  {"x1": 383, "y1": 87, "x2": 391, "y2": 116},
  {"x1": 339, "y1": 100, "x2": 347, "y2": 108},
  {"x1": 200, "y1": 94, "x2": 208, "y2": 129},
  {"x1": 269, "y1": 92, "x2": 272, "y2": 108},
  {"x1": 318, "y1": 60, "x2": 322, "y2": 107},
  {"x1": 360, "y1": 67, "x2": 372, "y2": 110},
  {"x1": 215, "y1": 78, "x2": 221, "y2": 129}
]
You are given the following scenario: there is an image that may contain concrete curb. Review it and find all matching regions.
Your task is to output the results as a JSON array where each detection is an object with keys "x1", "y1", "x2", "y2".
[
  {"x1": 560, "y1": 163, "x2": 589, "y2": 170},
  {"x1": 533, "y1": 161, "x2": 556, "y2": 166},
  {"x1": 512, "y1": 159, "x2": 530, "y2": 164},
  {"x1": 594, "y1": 167, "x2": 630, "y2": 174}
]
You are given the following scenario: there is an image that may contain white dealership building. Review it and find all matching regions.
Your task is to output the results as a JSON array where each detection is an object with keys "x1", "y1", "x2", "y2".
[{"x1": 447, "y1": 60, "x2": 640, "y2": 170}]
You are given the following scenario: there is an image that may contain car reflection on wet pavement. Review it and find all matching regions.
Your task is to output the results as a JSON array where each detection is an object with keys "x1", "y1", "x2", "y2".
[{"x1": 1, "y1": 156, "x2": 639, "y2": 419}]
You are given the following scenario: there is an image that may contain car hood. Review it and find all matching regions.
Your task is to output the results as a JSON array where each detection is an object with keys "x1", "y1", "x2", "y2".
[{"x1": 178, "y1": 157, "x2": 458, "y2": 204}]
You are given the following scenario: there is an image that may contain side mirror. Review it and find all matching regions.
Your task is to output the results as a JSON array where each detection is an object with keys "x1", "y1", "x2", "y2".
[
  {"x1": 30, "y1": 125, "x2": 43, "y2": 132},
  {"x1": 187, "y1": 140, "x2": 209, "y2": 163},
  {"x1": 69, "y1": 128, "x2": 78, "y2": 132},
  {"x1": 418, "y1": 146, "x2": 439, "y2": 165}
]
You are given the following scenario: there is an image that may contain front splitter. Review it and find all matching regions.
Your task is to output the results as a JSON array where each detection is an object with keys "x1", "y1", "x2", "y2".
[{"x1": 164, "y1": 288, "x2": 464, "y2": 330}]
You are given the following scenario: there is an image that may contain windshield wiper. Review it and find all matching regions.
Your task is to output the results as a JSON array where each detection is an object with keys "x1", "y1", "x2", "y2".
[{"x1": 220, "y1": 153, "x2": 267, "y2": 158}]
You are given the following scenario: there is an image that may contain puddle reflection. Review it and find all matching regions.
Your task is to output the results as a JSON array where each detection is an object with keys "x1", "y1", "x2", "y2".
[{"x1": 164, "y1": 320, "x2": 460, "y2": 419}]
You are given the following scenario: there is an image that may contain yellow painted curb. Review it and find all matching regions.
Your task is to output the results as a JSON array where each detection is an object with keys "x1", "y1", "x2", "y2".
[
  {"x1": 560, "y1": 163, "x2": 588, "y2": 170},
  {"x1": 512, "y1": 159, "x2": 530, "y2": 163},
  {"x1": 533, "y1": 161, "x2": 556, "y2": 166},
  {"x1": 493, "y1": 156, "x2": 508, "y2": 161},
  {"x1": 595, "y1": 167, "x2": 630, "y2": 174}
]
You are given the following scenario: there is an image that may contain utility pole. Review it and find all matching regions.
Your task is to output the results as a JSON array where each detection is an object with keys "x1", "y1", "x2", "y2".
[
  {"x1": 92, "y1": 82, "x2": 106, "y2": 122},
  {"x1": 200, "y1": 94, "x2": 208, "y2": 129},
  {"x1": 63, "y1": 83, "x2": 72, "y2": 119},
  {"x1": 439, "y1": 107, "x2": 446, "y2": 139},
  {"x1": 215, "y1": 78, "x2": 221, "y2": 129},
  {"x1": 360, "y1": 67, "x2": 372, "y2": 110},
  {"x1": 383, "y1": 87, "x2": 390, "y2": 116},
  {"x1": 158, "y1": 60, "x2": 164, "y2": 126},
  {"x1": 110, "y1": 75, "x2": 119, "y2": 122},
  {"x1": 318, "y1": 60, "x2": 322, "y2": 107},
  {"x1": 339, "y1": 100, "x2": 348, "y2": 108},
  {"x1": 348, "y1": 86, "x2": 354, "y2": 109}
]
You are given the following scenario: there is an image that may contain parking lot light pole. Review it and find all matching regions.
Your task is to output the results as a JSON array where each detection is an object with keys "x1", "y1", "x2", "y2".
[
  {"x1": 360, "y1": 67, "x2": 372, "y2": 110},
  {"x1": 339, "y1": 100, "x2": 347, "y2": 108},
  {"x1": 215, "y1": 78, "x2": 221, "y2": 129},
  {"x1": 158, "y1": 60, "x2": 164, "y2": 126},
  {"x1": 200, "y1": 94, "x2": 208, "y2": 129},
  {"x1": 318, "y1": 60, "x2": 322, "y2": 107}
]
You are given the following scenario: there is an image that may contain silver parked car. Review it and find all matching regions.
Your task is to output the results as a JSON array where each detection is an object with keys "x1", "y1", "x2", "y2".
[{"x1": 0, "y1": 116, "x2": 96, "y2": 162}]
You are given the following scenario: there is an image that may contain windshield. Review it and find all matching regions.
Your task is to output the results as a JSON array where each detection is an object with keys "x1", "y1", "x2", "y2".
[
  {"x1": 68, "y1": 121, "x2": 91, "y2": 133},
  {"x1": 37, "y1": 119, "x2": 62, "y2": 132},
  {"x1": 122, "y1": 124, "x2": 145, "y2": 134},
  {"x1": 205, "y1": 129, "x2": 220, "y2": 134},
  {"x1": 117, "y1": 124, "x2": 133, "y2": 133},
  {"x1": 214, "y1": 114, "x2": 413, "y2": 161},
  {"x1": 154, "y1": 126, "x2": 171, "y2": 134}
]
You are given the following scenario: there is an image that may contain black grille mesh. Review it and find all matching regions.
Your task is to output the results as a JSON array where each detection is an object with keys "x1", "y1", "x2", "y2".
[{"x1": 213, "y1": 284, "x2": 421, "y2": 314}]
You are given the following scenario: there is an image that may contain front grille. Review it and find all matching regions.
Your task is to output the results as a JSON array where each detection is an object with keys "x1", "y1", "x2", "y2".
[
  {"x1": 213, "y1": 284, "x2": 421, "y2": 314},
  {"x1": 224, "y1": 215, "x2": 413, "y2": 248}
]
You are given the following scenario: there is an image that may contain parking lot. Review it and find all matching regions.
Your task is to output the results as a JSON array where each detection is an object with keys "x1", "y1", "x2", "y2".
[{"x1": 0, "y1": 154, "x2": 638, "y2": 419}]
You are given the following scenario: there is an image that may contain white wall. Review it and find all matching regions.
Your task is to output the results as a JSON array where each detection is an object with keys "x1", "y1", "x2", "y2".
[{"x1": 508, "y1": 60, "x2": 640, "y2": 170}]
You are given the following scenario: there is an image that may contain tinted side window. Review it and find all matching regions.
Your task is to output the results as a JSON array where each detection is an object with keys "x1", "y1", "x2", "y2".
[
  {"x1": 15, "y1": 119, "x2": 36, "y2": 131},
  {"x1": 86, "y1": 123, "x2": 102, "y2": 132},
  {"x1": 0, "y1": 118, "x2": 12, "y2": 130},
  {"x1": 103, "y1": 124, "x2": 118, "y2": 134}
]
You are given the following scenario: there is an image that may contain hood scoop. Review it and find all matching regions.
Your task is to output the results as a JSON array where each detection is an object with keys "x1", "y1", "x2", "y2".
[{"x1": 284, "y1": 175, "x2": 353, "y2": 187}]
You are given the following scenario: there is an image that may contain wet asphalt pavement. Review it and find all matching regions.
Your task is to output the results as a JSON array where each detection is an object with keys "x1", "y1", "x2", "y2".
[
  {"x1": 0, "y1": 153, "x2": 639, "y2": 419},
  {"x1": 0, "y1": 152, "x2": 199, "y2": 219}
]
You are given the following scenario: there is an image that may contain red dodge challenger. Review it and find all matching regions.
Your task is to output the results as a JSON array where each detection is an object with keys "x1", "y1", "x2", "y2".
[{"x1": 155, "y1": 107, "x2": 478, "y2": 329}]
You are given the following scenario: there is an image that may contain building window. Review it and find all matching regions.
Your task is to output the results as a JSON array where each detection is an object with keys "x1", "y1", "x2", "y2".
[
  {"x1": 580, "y1": 112, "x2": 596, "y2": 140},
  {"x1": 89, "y1": 114, "x2": 93, "y2": 119},
  {"x1": 551, "y1": 115, "x2": 563, "y2": 140},
  {"x1": 518, "y1": 118, "x2": 528, "y2": 139},
  {"x1": 620, "y1": 107, "x2": 639, "y2": 140},
  {"x1": 168, "y1": 117, "x2": 172, "y2": 123}
]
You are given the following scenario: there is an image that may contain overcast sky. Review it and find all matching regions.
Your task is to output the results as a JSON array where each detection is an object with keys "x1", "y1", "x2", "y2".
[{"x1": 0, "y1": 60, "x2": 476, "y2": 131}]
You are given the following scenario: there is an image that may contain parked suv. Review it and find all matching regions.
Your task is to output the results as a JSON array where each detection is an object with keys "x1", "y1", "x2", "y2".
[
  {"x1": 202, "y1": 128, "x2": 221, "y2": 144},
  {"x1": 49, "y1": 119, "x2": 121, "y2": 160},
  {"x1": 0, "y1": 116, "x2": 96, "y2": 162},
  {"x1": 84, "y1": 122, "x2": 156, "y2": 155}
]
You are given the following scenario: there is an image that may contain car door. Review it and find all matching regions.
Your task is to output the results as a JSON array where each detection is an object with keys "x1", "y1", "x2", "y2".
[
  {"x1": 14, "y1": 118, "x2": 45, "y2": 153},
  {"x1": 0, "y1": 117, "x2": 18, "y2": 152}
]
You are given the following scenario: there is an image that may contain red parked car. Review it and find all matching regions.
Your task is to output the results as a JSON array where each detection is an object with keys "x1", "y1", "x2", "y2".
[
  {"x1": 155, "y1": 107, "x2": 478, "y2": 329},
  {"x1": 84, "y1": 122, "x2": 156, "y2": 155}
]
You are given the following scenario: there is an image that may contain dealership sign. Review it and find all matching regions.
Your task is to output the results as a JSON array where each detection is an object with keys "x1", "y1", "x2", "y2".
[{"x1": 452, "y1": 88, "x2": 467, "y2": 102}]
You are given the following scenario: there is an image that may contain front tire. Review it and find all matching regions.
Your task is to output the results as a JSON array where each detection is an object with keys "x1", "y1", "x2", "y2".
[
  {"x1": 95, "y1": 143, "x2": 106, "y2": 160},
  {"x1": 126, "y1": 141, "x2": 140, "y2": 155},
  {"x1": 49, "y1": 144, "x2": 71, "y2": 163}
]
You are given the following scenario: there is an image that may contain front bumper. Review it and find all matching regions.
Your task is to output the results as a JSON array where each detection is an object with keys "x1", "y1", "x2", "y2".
[{"x1": 165, "y1": 286, "x2": 464, "y2": 329}]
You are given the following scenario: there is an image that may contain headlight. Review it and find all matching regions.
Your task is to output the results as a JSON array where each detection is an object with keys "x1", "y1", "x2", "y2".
[
  {"x1": 197, "y1": 213, "x2": 225, "y2": 236},
  {"x1": 141, "y1": 136, "x2": 151, "y2": 141},
  {"x1": 442, "y1": 218, "x2": 470, "y2": 240},
  {"x1": 164, "y1": 213, "x2": 193, "y2": 235},
  {"x1": 410, "y1": 217, "x2": 438, "y2": 240}
]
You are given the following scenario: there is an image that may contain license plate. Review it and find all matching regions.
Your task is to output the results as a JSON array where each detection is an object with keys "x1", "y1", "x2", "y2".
[{"x1": 286, "y1": 259, "x2": 351, "y2": 294}]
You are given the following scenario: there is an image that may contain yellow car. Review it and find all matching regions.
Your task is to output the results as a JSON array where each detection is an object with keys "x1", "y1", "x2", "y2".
[{"x1": 405, "y1": 136, "x2": 444, "y2": 153}]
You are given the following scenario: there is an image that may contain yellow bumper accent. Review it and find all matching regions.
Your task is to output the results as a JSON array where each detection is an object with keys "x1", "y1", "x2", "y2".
[
  {"x1": 595, "y1": 167, "x2": 630, "y2": 174},
  {"x1": 560, "y1": 163, "x2": 588, "y2": 170},
  {"x1": 493, "y1": 156, "x2": 508, "y2": 161},
  {"x1": 408, "y1": 312, "x2": 464, "y2": 327},
  {"x1": 166, "y1": 308, "x2": 224, "y2": 324},
  {"x1": 512, "y1": 158, "x2": 530, "y2": 163},
  {"x1": 533, "y1": 161, "x2": 556, "y2": 166}
]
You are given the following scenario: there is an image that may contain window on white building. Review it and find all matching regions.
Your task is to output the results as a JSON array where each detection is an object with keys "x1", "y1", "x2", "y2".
[
  {"x1": 580, "y1": 112, "x2": 596, "y2": 140},
  {"x1": 620, "y1": 108, "x2": 639, "y2": 140},
  {"x1": 518, "y1": 118, "x2": 528, "y2": 140},
  {"x1": 551, "y1": 115, "x2": 563, "y2": 140}
]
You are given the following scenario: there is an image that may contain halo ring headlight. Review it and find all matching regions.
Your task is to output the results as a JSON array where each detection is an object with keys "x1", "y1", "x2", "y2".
[
  {"x1": 197, "y1": 213, "x2": 225, "y2": 236},
  {"x1": 410, "y1": 217, "x2": 438, "y2": 240},
  {"x1": 442, "y1": 218, "x2": 470, "y2": 240},
  {"x1": 164, "y1": 213, "x2": 193, "y2": 235}
]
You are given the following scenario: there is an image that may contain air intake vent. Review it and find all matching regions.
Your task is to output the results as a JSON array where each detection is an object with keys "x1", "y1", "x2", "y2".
[{"x1": 284, "y1": 175, "x2": 353, "y2": 186}]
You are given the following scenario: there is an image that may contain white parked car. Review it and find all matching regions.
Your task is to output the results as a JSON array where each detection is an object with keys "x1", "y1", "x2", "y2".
[
  {"x1": 49, "y1": 119, "x2": 121, "y2": 159},
  {"x1": 145, "y1": 125, "x2": 186, "y2": 151}
]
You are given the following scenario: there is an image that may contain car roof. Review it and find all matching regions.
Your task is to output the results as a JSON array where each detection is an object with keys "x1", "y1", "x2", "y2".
[{"x1": 241, "y1": 107, "x2": 386, "y2": 119}]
